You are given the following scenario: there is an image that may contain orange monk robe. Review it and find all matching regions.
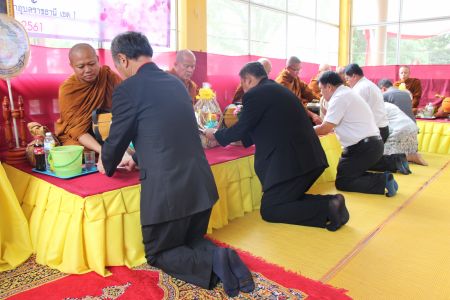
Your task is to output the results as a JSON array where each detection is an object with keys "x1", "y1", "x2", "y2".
[
  {"x1": 308, "y1": 74, "x2": 322, "y2": 99},
  {"x1": 232, "y1": 84, "x2": 244, "y2": 103},
  {"x1": 275, "y1": 68, "x2": 317, "y2": 105},
  {"x1": 55, "y1": 66, "x2": 122, "y2": 146},
  {"x1": 168, "y1": 68, "x2": 198, "y2": 104},
  {"x1": 394, "y1": 78, "x2": 422, "y2": 109}
]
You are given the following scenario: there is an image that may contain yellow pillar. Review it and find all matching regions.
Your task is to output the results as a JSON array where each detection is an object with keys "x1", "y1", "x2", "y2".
[
  {"x1": 338, "y1": 0, "x2": 352, "y2": 66},
  {"x1": 6, "y1": 0, "x2": 14, "y2": 16},
  {"x1": 178, "y1": 0, "x2": 206, "y2": 52}
]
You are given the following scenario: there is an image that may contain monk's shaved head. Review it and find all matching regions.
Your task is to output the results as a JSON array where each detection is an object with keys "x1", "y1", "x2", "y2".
[
  {"x1": 400, "y1": 65, "x2": 410, "y2": 71},
  {"x1": 176, "y1": 49, "x2": 196, "y2": 64},
  {"x1": 399, "y1": 65, "x2": 411, "y2": 81},
  {"x1": 287, "y1": 56, "x2": 301, "y2": 67},
  {"x1": 257, "y1": 57, "x2": 272, "y2": 75},
  {"x1": 286, "y1": 56, "x2": 301, "y2": 77},
  {"x1": 69, "y1": 43, "x2": 97, "y2": 63},
  {"x1": 69, "y1": 43, "x2": 100, "y2": 83},
  {"x1": 318, "y1": 63, "x2": 332, "y2": 73},
  {"x1": 174, "y1": 49, "x2": 196, "y2": 80},
  {"x1": 336, "y1": 66, "x2": 345, "y2": 74}
]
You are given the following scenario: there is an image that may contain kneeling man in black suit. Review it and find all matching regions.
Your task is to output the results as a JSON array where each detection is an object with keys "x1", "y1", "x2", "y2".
[
  {"x1": 98, "y1": 31, "x2": 253, "y2": 297},
  {"x1": 205, "y1": 62, "x2": 349, "y2": 231}
]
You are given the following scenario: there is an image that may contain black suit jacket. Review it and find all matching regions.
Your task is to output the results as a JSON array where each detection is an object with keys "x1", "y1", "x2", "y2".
[
  {"x1": 101, "y1": 63, "x2": 218, "y2": 226},
  {"x1": 215, "y1": 78, "x2": 328, "y2": 191}
]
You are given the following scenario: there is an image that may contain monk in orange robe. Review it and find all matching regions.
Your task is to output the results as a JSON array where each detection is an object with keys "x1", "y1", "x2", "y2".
[
  {"x1": 275, "y1": 56, "x2": 321, "y2": 124},
  {"x1": 394, "y1": 66, "x2": 422, "y2": 114},
  {"x1": 167, "y1": 49, "x2": 198, "y2": 104},
  {"x1": 308, "y1": 63, "x2": 332, "y2": 99},
  {"x1": 232, "y1": 58, "x2": 272, "y2": 103},
  {"x1": 55, "y1": 44, "x2": 122, "y2": 153}
]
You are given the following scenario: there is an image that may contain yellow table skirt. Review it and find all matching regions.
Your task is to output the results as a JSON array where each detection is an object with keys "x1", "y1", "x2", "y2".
[
  {"x1": 0, "y1": 164, "x2": 32, "y2": 272},
  {"x1": 2, "y1": 134, "x2": 341, "y2": 275},
  {"x1": 417, "y1": 120, "x2": 450, "y2": 154}
]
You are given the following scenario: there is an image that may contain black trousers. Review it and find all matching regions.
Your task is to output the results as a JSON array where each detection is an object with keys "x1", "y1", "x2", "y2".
[
  {"x1": 370, "y1": 153, "x2": 402, "y2": 173},
  {"x1": 336, "y1": 136, "x2": 386, "y2": 194},
  {"x1": 379, "y1": 126, "x2": 389, "y2": 143},
  {"x1": 370, "y1": 126, "x2": 403, "y2": 173},
  {"x1": 260, "y1": 167, "x2": 334, "y2": 228},
  {"x1": 142, "y1": 208, "x2": 218, "y2": 289}
]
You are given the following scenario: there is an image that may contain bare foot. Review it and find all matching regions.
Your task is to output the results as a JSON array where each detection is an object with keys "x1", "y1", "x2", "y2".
[{"x1": 407, "y1": 153, "x2": 428, "y2": 166}]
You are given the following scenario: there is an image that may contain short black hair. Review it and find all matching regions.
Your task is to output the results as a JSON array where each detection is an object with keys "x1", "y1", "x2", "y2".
[
  {"x1": 378, "y1": 78, "x2": 393, "y2": 89},
  {"x1": 318, "y1": 71, "x2": 344, "y2": 87},
  {"x1": 111, "y1": 31, "x2": 153, "y2": 62},
  {"x1": 239, "y1": 62, "x2": 268, "y2": 79},
  {"x1": 344, "y1": 63, "x2": 364, "y2": 77}
]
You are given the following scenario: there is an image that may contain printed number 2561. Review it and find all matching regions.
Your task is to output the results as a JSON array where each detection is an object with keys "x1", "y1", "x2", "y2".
[{"x1": 21, "y1": 21, "x2": 43, "y2": 32}]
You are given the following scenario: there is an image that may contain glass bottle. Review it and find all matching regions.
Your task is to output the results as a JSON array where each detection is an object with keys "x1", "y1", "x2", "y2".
[
  {"x1": 43, "y1": 132, "x2": 55, "y2": 171},
  {"x1": 33, "y1": 135, "x2": 46, "y2": 171}
]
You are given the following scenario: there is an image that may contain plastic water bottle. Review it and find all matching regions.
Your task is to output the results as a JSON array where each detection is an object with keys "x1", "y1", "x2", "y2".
[{"x1": 43, "y1": 132, "x2": 55, "y2": 171}]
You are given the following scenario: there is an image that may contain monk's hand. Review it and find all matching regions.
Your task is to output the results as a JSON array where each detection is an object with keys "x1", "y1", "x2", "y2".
[
  {"x1": 97, "y1": 154, "x2": 105, "y2": 174},
  {"x1": 312, "y1": 114, "x2": 323, "y2": 125},
  {"x1": 204, "y1": 128, "x2": 217, "y2": 141}
]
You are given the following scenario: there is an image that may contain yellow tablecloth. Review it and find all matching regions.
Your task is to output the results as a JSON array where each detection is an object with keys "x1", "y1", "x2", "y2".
[
  {"x1": 2, "y1": 134, "x2": 341, "y2": 275},
  {"x1": 417, "y1": 120, "x2": 450, "y2": 154},
  {"x1": 0, "y1": 163, "x2": 32, "y2": 272}
]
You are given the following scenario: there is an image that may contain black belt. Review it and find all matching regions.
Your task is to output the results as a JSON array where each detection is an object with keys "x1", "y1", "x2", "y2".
[
  {"x1": 346, "y1": 135, "x2": 382, "y2": 151},
  {"x1": 360, "y1": 135, "x2": 382, "y2": 143}
]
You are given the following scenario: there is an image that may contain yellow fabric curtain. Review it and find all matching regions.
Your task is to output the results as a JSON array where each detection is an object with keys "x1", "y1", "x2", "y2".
[
  {"x1": 417, "y1": 120, "x2": 450, "y2": 154},
  {"x1": 2, "y1": 134, "x2": 342, "y2": 275},
  {"x1": 0, "y1": 163, "x2": 32, "y2": 272}
]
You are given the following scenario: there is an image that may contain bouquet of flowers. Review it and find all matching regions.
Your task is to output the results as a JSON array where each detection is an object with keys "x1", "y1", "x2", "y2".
[{"x1": 194, "y1": 83, "x2": 223, "y2": 148}]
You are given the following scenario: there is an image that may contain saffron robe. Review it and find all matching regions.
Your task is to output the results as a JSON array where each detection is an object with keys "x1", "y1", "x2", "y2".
[
  {"x1": 308, "y1": 74, "x2": 322, "y2": 99},
  {"x1": 275, "y1": 68, "x2": 317, "y2": 105},
  {"x1": 394, "y1": 78, "x2": 422, "y2": 109},
  {"x1": 55, "y1": 66, "x2": 122, "y2": 146},
  {"x1": 168, "y1": 68, "x2": 198, "y2": 104}
]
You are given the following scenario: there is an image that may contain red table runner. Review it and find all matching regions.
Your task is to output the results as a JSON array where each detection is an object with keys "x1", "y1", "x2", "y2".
[{"x1": 12, "y1": 145, "x2": 255, "y2": 198}]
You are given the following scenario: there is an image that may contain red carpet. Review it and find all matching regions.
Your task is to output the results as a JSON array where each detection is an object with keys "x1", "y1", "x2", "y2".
[{"x1": 6, "y1": 247, "x2": 350, "y2": 300}]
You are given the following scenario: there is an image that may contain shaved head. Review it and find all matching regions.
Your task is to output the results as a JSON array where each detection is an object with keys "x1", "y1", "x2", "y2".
[
  {"x1": 318, "y1": 63, "x2": 332, "y2": 73},
  {"x1": 336, "y1": 66, "x2": 345, "y2": 74},
  {"x1": 257, "y1": 57, "x2": 272, "y2": 75},
  {"x1": 68, "y1": 43, "x2": 100, "y2": 83},
  {"x1": 399, "y1": 65, "x2": 411, "y2": 81},
  {"x1": 175, "y1": 49, "x2": 196, "y2": 64},
  {"x1": 69, "y1": 43, "x2": 97, "y2": 63},
  {"x1": 174, "y1": 49, "x2": 196, "y2": 80},
  {"x1": 287, "y1": 56, "x2": 301, "y2": 67}
]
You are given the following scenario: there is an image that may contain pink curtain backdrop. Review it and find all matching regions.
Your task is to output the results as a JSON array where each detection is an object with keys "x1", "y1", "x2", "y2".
[{"x1": 1, "y1": 45, "x2": 449, "y2": 153}]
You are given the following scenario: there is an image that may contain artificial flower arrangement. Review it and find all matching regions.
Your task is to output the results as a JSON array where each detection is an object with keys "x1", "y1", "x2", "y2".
[{"x1": 194, "y1": 83, "x2": 223, "y2": 148}]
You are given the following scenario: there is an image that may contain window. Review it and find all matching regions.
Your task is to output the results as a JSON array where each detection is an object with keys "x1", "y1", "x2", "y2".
[
  {"x1": 351, "y1": 0, "x2": 450, "y2": 65},
  {"x1": 251, "y1": 0, "x2": 286, "y2": 10},
  {"x1": 352, "y1": 0, "x2": 400, "y2": 26},
  {"x1": 399, "y1": 20, "x2": 450, "y2": 65},
  {"x1": 287, "y1": 15, "x2": 316, "y2": 62},
  {"x1": 208, "y1": 0, "x2": 339, "y2": 64},
  {"x1": 288, "y1": 0, "x2": 315, "y2": 19},
  {"x1": 250, "y1": 5, "x2": 286, "y2": 58},
  {"x1": 207, "y1": 0, "x2": 249, "y2": 56}
]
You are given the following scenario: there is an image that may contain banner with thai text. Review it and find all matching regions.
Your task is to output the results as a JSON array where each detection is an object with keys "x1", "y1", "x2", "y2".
[{"x1": 13, "y1": 0, "x2": 171, "y2": 47}]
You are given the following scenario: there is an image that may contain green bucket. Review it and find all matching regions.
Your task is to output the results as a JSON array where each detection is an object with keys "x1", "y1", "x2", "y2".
[{"x1": 49, "y1": 146, "x2": 83, "y2": 177}]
